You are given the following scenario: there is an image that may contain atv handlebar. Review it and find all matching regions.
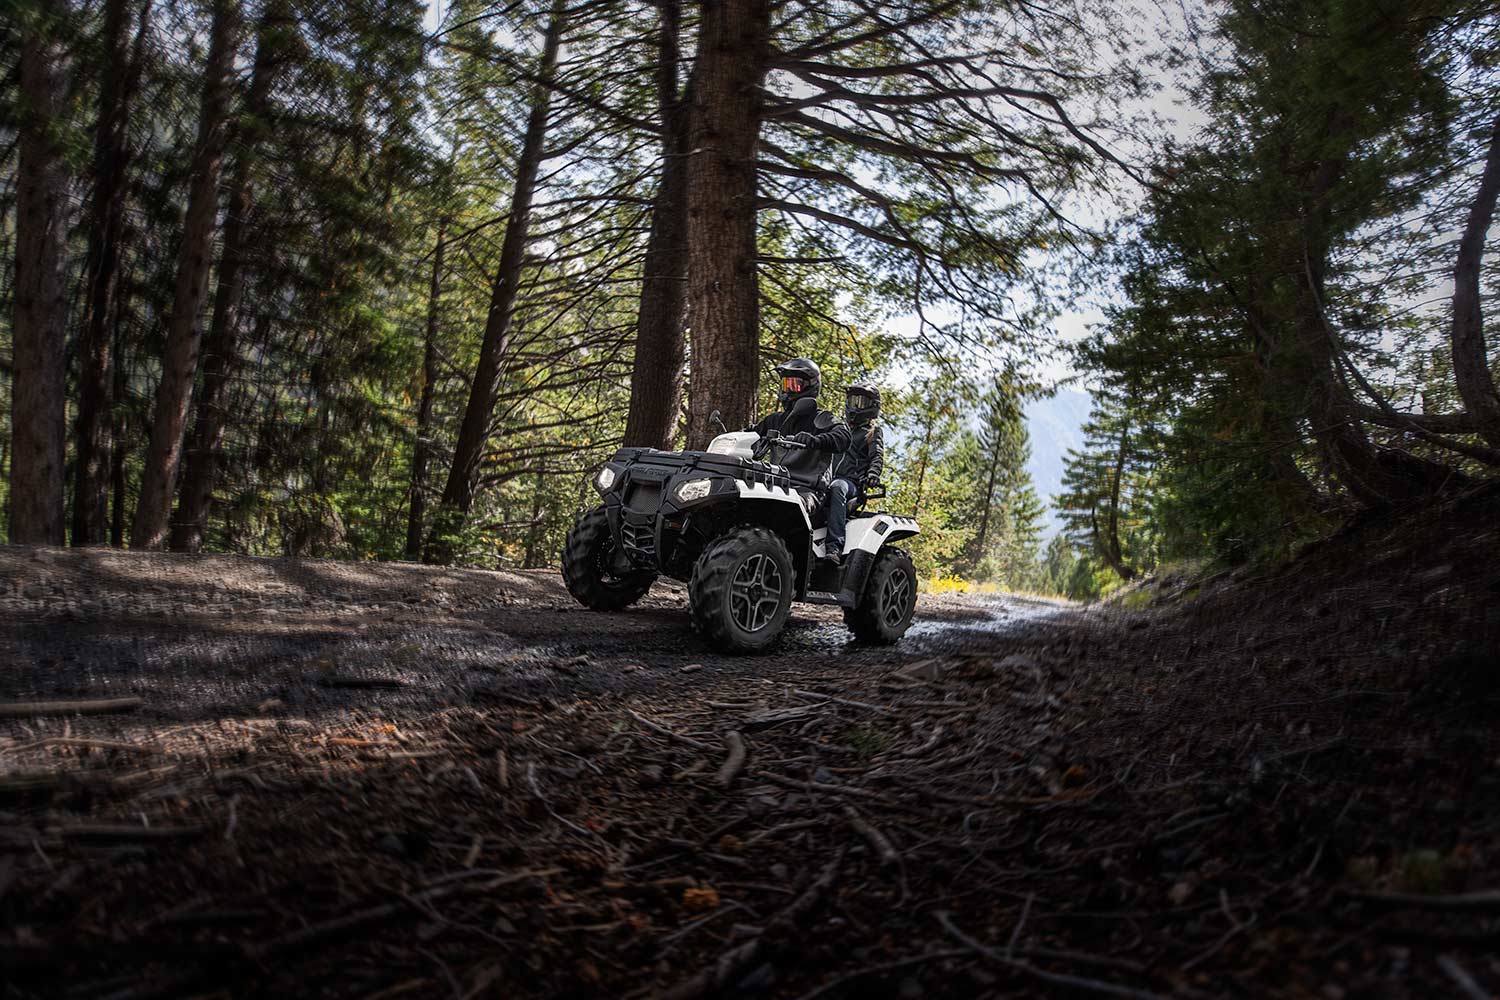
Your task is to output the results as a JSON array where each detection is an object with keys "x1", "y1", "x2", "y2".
[{"x1": 752, "y1": 429, "x2": 808, "y2": 461}]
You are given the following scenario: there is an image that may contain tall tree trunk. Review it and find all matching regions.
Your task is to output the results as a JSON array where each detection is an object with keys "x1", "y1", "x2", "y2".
[
  {"x1": 684, "y1": 0, "x2": 771, "y2": 449},
  {"x1": 171, "y1": 0, "x2": 284, "y2": 553},
  {"x1": 972, "y1": 448, "x2": 999, "y2": 568},
  {"x1": 132, "y1": 0, "x2": 241, "y2": 550},
  {"x1": 10, "y1": 0, "x2": 71, "y2": 546},
  {"x1": 1450, "y1": 113, "x2": 1500, "y2": 449},
  {"x1": 405, "y1": 220, "x2": 446, "y2": 559},
  {"x1": 623, "y1": 0, "x2": 691, "y2": 451},
  {"x1": 522, "y1": 471, "x2": 545, "y2": 568},
  {"x1": 109, "y1": 303, "x2": 132, "y2": 547},
  {"x1": 1104, "y1": 419, "x2": 1135, "y2": 582},
  {"x1": 425, "y1": 0, "x2": 566, "y2": 564},
  {"x1": 72, "y1": 0, "x2": 151, "y2": 546},
  {"x1": 1290, "y1": 141, "x2": 1414, "y2": 506},
  {"x1": 912, "y1": 414, "x2": 934, "y2": 516}
]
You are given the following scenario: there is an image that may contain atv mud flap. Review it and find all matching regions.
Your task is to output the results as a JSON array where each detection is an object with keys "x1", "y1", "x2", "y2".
[{"x1": 803, "y1": 549, "x2": 874, "y2": 608}]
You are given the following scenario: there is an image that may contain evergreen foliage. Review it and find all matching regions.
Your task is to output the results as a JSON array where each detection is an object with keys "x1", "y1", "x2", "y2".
[{"x1": 1, "y1": 0, "x2": 1495, "y2": 597}]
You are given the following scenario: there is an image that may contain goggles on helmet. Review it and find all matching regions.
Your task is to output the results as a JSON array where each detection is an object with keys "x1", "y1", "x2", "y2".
[
  {"x1": 782, "y1": 376, "x2": 805, "y2": 393},
  {"x1": 847, "y1": 392, "x2": 876, "y2": 410}
]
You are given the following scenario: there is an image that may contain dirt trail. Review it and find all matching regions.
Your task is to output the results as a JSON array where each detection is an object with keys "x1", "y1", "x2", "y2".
[
  {"x1": 0, "y1": 532, "x2": 1495, "y2": 1000},
  {"x1": 0, "y1": 546, "x2": 1064, "y2": 736}
]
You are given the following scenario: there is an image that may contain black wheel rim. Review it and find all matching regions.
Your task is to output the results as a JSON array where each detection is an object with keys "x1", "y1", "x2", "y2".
[
  {"x1": 730, "y1": 553, "x2": 783, "y2": 632},
  {"x1": 593, "y1": 535, "x2": 633, "y2": 588},
  {"x1": 881, "y1": 567, "x2": 913, "y2": 628}
]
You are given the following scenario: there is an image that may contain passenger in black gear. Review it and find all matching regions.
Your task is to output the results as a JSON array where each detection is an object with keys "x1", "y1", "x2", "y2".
[
  {"x1": 825, "y1": 383, "x2": 884, "y2": 565},
  {"x1": 750, "y1": 358, "x2": 851, "y2": 487}
]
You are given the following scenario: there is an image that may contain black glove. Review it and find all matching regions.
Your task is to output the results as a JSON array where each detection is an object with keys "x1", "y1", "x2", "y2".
[
  {"x1": 864, "y1": 475, "x2": 881, "y2": 488},
  {"x1": 788, "y1": 432, "x2": 814, "y2": 446}
]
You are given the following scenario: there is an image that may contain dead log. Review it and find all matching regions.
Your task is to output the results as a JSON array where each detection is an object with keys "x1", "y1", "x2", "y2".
[{"x1": 0, "y1": 697, "x2": 142, "y2": 718}]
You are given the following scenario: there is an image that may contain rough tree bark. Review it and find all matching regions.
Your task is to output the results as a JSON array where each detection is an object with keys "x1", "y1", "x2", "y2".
[
  {"x1": 404, "y1": 220, "x2": 446, "y2": 559},
  {"x1": 911, "y1": 413, "x2": 935, "y2": 516},
  {"x1": 109, "y1": 305, "x2": 132, "y2": 547},
  {"x1": 132, "y1": 0, "x2": 241, "y2": 550},
  {"x1": 623, "y1": 0, "x2": 692, "y2": 451},
  {"x1": 1450, "y1": 113, "x2": 1500, "y2": 450},
  {"x1": 1288, "y1": 132, "x2": 1438, "y2": 506},
  {"x1": 10, "y1": 0, "x2": 71, "y2": 546},
  {"x1": 972, "y1": 444, "x2": 999, "y2": 566},
  {"x1": 1102, "y1": 419, "x2": 1135, "y2": 581},
  {"x1": 171, "y1": 0, "x2": 285, "y2": 553},
  {"x1": 684, "y1": 0, "x2": 772, "y2": 449},
  {"x1": 72, "y1": 0, "x2": 151, "y2": 546},
  {"x1": 425, "y1": 0, "x2": 566, "y2": 564}
]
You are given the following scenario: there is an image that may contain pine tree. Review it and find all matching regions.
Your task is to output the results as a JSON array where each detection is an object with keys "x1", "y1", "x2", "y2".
[
  {"x1": 1057, "y1": 389, "x2": 1155, "y2": 581},
  {"x1": 132, "y1": 0, "x2": 243, "y2": 550},
  {"x1": 9, "y1": 0, "x2": 72, "y2": 545},
  {"x1": 955, "y1": 381, "x2": 1043, "y2": 585}
]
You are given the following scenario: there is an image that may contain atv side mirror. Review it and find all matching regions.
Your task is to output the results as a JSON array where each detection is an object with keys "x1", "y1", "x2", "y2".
[
  {"x1": 789, "y1": 396, "x2": 816, "y2": 418},
  {"x1": 709, "y1": 409, "x2": 728, "y2": 435}
]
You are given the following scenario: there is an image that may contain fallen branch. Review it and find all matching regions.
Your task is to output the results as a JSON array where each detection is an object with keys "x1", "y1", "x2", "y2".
[
  {"x1": 1437, "y1": 954, "x2": 1490, "y2": 1000},
  {"x1": 715, "y1": 731, "x2": 747, "y2": 788},
  {"x1": 792, "y1": 689, "x2": 895, "y2": 715},
  {"x1": 936, "y1": 911, "x2": 1167, "y2": 1000},
  {"x1": 101, "y1": 870, "x2": 562, "y2": 1000},
  {"x1": 316, "y1": 676, "x2": 407, "y2": 690},
  {"x1": 1346, "y1": 889, "x2": 1500, "y2": 911},
  {"x1": 758, "y1": 771, "x2": 901, "y2": 807},
  {"x1": 52, "y1": 824, "x2": 207, "y2": 842},
  {"x1": 791, "y1": 950, "x2": 969, "y2": 1000},
  {"x1": 900, "y1": 725, "x2": 946, "y2": 758},
  {"x1": 1, "y1": 736, "x2": 163, "y2": 755},
  {"x1": 660, "y1": 850, "x2": 846, "y2": 1000},
  {"x1": 842, "y1": 804, "x2": 899, "y2": 866},
  {"x1": 0, "y1": 697, "x2": 142, "y2": 718},
  {"x1": 628, "y1": 710, "x2": 709, "y2": 750}
]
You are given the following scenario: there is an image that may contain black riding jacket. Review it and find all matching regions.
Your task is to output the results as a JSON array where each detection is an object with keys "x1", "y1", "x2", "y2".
[
  {"x1": 752, "y1": 405, "x2": 851, "y2": 484},
  {"x1": 832, "y1": 421, "x2": 884, "y2": 486}
]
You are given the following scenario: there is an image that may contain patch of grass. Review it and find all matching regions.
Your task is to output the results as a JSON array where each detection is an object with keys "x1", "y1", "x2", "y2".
[
  {"x1": 841, "y1": 725, "x2": 893, "y2": 757},
  {"x1": 1397, "y1": 849, "x2": 1458, "y2": 894}
]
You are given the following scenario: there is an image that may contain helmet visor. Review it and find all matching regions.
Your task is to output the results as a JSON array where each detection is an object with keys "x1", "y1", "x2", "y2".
[
  {"x1": 847, "y1": 391, "x2": 877, "y2": 410},
  {"x1": 781, "y1": 376, "x2": 805, "y2": 394}
]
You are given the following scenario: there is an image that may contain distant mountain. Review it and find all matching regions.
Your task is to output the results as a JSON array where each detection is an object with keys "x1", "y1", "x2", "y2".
[{"x1": 1025, "y1": 389, "x2": 1092, "y2": 539}]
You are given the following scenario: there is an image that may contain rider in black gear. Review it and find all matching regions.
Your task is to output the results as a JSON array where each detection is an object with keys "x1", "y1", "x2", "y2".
[
  {"x1": 751, "y1": 358, "x2": 851, "y2": 486},
  {"x1": 826, "y1": 383, "x2": 884, "y2": 565}
]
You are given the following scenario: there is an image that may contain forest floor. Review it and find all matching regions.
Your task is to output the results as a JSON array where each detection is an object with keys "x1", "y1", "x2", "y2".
[{"x1": 1, "y1": 485, "x2": 1498, "y2": 1000}]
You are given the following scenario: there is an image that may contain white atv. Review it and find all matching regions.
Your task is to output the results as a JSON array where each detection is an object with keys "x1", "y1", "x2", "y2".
[{"x1": 562, "y1": 409, "x2": 920, "y2": 653}]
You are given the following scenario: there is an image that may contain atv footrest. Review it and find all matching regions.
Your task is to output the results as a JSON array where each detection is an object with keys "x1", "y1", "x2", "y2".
[{"x1": 804, "y1": 590, "x2": 856, "y2": 608}]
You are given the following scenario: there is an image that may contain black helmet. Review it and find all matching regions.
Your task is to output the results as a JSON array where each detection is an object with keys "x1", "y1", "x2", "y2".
[
  {"x1": 775, "y1": 358, "x2": 821, "y2": 410},
  {"x1": 845, "y1": 382, "x2": 881, "y2": 424}
]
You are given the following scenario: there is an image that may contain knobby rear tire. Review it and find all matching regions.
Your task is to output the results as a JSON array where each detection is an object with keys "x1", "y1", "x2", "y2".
[{"x1": 844, "y1": 546, "x2": 916, "y2": 644}]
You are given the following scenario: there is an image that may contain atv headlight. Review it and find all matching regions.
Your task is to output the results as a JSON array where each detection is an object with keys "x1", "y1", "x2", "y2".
[
  {"x1": 674, "y1": 478, "x2": 712, "y2": 503},
  {"x1": 594, "y1": 466, "x2": 617, "y2": 492}
]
